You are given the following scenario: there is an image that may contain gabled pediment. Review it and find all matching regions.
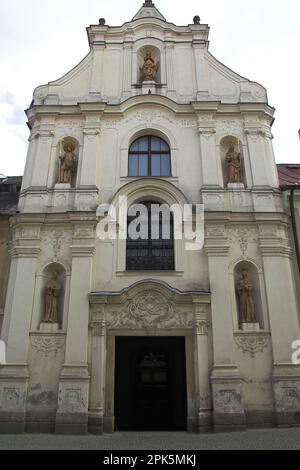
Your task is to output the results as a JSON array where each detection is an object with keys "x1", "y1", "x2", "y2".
[{"x1": 132, "y1": 1, "x2": 166, "y2": 22}]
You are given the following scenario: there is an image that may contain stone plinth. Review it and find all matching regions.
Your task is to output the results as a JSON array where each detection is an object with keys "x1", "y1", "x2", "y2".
[
  {"x1": 241, "y1": 323, "x2": 260, "y2": 332},
  {"x1": 54, "y1": 183, "x2": 71, "y2": 190},
  {"x1": 39, "y1": 322, "x2": 61, "y2": 333},
  {"x1": 142, "y1": 80, "x2": 156, "y2": 95},
  {"x1": 227, "y1": 182, "x2": 245, "y2": 189}
]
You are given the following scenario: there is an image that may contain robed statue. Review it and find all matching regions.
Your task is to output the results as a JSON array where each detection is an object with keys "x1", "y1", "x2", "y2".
[
  {"x1": 237, "y1": 270, "x2": 257, "y2": 323},
  {"x1": 226, "y1": 142, "x2": 241, "y2": 183},
  {"x1": 58, "y1": 143, "x2": 77, "y2": 185},
  {"x1": 141, "y1": 51, "x2": 160, "y2": 82},
  {"x1": 43, "y1": 271, "x2": 61, "y2": 323}
]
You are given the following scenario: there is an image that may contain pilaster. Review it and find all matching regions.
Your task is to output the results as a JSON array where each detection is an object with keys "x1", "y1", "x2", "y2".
[
  {"x1": 88, "y1": 303, "x2": 107, "y2": 434},
  {"x1": 0, "y1": 216, "x2": 43, "y2": 433},
  {"x1": 205, "y1": 230, "x2": 245, "y2": 431},
  {"x1": 194, "y1": 304, "x2": 212, "y2": 432},
  {"x1": 55, "y1": 218, "x2": 96, "y2": 434},
  {"x1": 31, "y1": 129, "x2": 55, "y2": 187},
  {"x1": 165, "y1": 42, "x2": 176, "y2": 100},
  {"x1": 122, "y1": 41, "x2": 133, "y2": 100},
  {"x1": 258, "y1": 225, "x2": 300, "y2": 426},
  {"x1": 79, "y1": 114, "x2": 102, "y2": 188},
  {"x1": 244, "y1": 125, "x2": 271, "y2": 188},
  {"x1": 192, "y1": 42, "x2": 210, "y2": 101},
  {"x1": 197, "y1": 115, "x2": 222, "y2": 188}
]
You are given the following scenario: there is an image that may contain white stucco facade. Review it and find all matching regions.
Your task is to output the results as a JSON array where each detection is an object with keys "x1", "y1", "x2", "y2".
[{"x1": 0, "y1": 2, "x2": 299, "y2": 434}]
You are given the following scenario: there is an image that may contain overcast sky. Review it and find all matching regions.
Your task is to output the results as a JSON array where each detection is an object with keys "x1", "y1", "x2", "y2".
[{"x1": 0, "y1": 0, "x2": 299, "y2": 176}]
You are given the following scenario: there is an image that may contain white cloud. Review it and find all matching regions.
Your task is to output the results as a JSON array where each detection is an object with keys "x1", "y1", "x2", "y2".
[{"x1": 0, "y1": 0, "x2": 299, "y2": 176}]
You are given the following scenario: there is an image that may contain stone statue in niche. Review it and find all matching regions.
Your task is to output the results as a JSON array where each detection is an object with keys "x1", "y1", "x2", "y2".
[
  {"x1": 58, "y1": 143, "x2": 77, "y2": 185},
  {"x1": 237, "y1": 270, "x2": 257, "y2": 323},
  {"x1": 141, "y1": 51, "x2": 160, "y2": 82},
  {"x1": 226, "y1": 142, "x2": 241, "y2": 183},
  {"x1": 43, "y1": 271, "x2": 61, "y2": 323}
]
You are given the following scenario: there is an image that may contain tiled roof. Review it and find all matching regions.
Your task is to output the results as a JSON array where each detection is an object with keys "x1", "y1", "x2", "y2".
[{"x1": 277, "y1": 164, "x2": 300, "y2": 188}]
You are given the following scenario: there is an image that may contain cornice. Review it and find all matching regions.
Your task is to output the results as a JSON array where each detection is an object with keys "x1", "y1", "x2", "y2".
[
  {"x1": 70, "y1": 245, "x2": 96, "y2": 257},
  {"x1": 87, "y1": 19, "x2": 210, "y2": 46},
  {"x1": 10, "y1": 246, "x2": 41, "y2": 258},
  {"x1": 26, "y1": 99, "x2": 277, "y2": 130}
]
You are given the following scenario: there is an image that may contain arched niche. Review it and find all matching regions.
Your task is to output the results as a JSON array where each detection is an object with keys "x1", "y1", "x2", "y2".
[
  {"x1": 234, "y1": 261, "x2": 264, "y2": 330},
  {"x1": 56, "y1": 136, "x2": 79, "y2": 188},
  {"x1": 137, "y1": 46, "x2": 161, "y2": 84},
  {"x1": 39, "y1": 263, "x2": 66, "y2": 330},
  {"x1": 220, "y1": 136, "x2": 245, "y2": 188}
]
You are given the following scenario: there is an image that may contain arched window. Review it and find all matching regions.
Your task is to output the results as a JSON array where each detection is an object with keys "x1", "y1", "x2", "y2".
[
  {"x1": 128, "y1": 136, "x2": 171, "y2": 177},
  {"x1": 126, "y1": 201, "x2": 174, "y2": 271}
]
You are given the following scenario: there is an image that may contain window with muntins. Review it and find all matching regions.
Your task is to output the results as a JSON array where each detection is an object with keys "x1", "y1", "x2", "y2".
[
  {"x1": 126, "y1": 201, "x2": 175, "y2": 271},
  {"x1": 128, "y1": 136, "x2": 171, "y2": 177}
]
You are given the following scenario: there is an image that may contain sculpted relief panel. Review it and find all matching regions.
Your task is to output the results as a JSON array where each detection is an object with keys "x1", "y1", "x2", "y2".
[
  {"x1": 105, "y1": 291, "x2": 194, "y2": 330},
  {"x1": 41, "y1": 229, "x2": 72, "y2": 262}
]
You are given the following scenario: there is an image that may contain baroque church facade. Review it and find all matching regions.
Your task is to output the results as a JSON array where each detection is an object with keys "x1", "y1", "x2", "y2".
[{"x1": 0, "y1": 1, "x2": 299, "y2": 434}]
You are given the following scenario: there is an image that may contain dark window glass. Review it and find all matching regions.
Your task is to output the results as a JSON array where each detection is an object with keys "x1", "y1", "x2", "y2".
[
  {"x1": 129, "y1": 154, "x2": 138, "y2": 176},
  {"x1": 128, "y1": 136, "x2": 171, "y2": 177},
  {"x1": 126, "y1": 201, "x2": 175, "y2": 271},
  {"x1": 151, "y1": 155, "x2": 161, "y2": 176},
  {"x1": 161, "y1": 154, "x2": 171, "y2": 177},
  {"x1": 139, "y1": 155, "x2": 148, "y2": 176}
]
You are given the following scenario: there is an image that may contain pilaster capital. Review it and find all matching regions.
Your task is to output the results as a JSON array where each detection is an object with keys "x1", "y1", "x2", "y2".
[
  {"x1": 192, "y1": 39, "x2": 206, "y2": 49},
  {"x1": 10, "y1": 246, "x2": 41, "y2": 258},
  {"x1": 259, "y1": 245, "x2": 292, "y2": 257},
  {"x1": 35, "y1": 130, "x2": 55, "y2": 139},
  {"x1": 123, "y1": 41, "x2": 134, "y2": 49},
  {"x1": 204, "y1": 244, "x2": 230, "y2": 257},
  {"x1": 83, "y1": 128, "x2": 101, "y2": 137},
  {"x1": 70, "y1": 245, "x2": 95, "y2": 257},
  {"x1": 198, "y1": 127, "x2": 216, "y2": 138},
  {"x1": 90, "y1": 320, "x2": 106, "y2": 337},
  {"x1": 244, "y1": 128, "x2": 265, "y2": 138},
  {"x1": 195, "y1": 311, "x2": 210, "y2": 335},
  {"x1": 165, "y1": 41, "x2": 175, "y2": 50}
]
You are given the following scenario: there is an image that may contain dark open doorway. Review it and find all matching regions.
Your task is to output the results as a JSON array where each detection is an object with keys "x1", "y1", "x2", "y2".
[{"x1": 114, "y1": 336, "x2": 187, "y2": 431}]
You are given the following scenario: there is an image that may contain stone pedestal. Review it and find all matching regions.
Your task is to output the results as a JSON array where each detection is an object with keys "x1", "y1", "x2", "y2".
[
  {"x1": 142, "y1": 80, "x2": 156, "y2": 95},
  {"x1": 55, "y1": 365, "x2": 90, "y2": 435},
  {"x1": 227, "y1": 182, "x2": 245, "y2": 189},
  {"x1": 54, "y1": 183, "x2": 71, "y2": 190},
  {"x1": 241, "y1": 323, "x2": 260, "y2": 332},
  {"x1": 0, "y1": 364, "x2": 30, "y2": 433},
  {"x1": 211, "y1": 366, "x2": 246, "y2": 432},
  {"x1": 39, "y1": 322, "x2": 61, "y2": 333}
]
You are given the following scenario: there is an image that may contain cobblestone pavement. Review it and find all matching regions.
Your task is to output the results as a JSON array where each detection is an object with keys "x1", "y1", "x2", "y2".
[{"x1": 0, "y1": 428, "x2": 299, "y2": 450}]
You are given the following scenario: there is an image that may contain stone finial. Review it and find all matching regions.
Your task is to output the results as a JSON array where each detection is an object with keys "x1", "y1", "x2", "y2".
[
  {"x1": 193, "y1": 15, "x2": 201, "y2": 25},
  {"x1": 144, "y1": 0, "x2": 154, "y2": 6},
  {"x1": 99, "y1": 18, "x2": 106, "y2": 25}
]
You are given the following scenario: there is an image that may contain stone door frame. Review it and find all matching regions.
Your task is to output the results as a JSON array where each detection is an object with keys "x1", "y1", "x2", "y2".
[{"x1": 88, "y1": 280, "x2": 211, "y2": 434}]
